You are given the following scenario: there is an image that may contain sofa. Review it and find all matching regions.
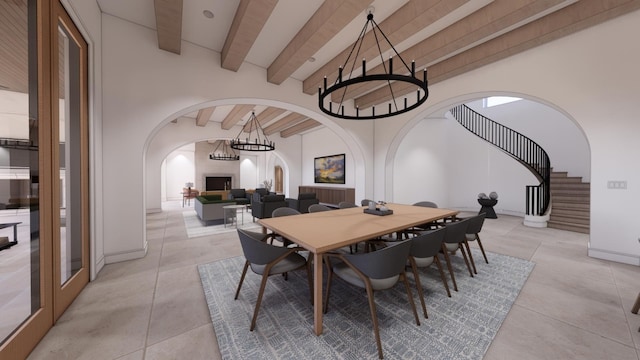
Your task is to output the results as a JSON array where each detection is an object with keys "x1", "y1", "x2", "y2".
[
  {"x1": 251, "y1": 194, "x2": 287, "y2": 221},
  {"x1": 286, "y1": 193, "x2": 319, "y2": 213},
  {"x1": 194, "y1": 195, "x2": 238, "y2": 223}
]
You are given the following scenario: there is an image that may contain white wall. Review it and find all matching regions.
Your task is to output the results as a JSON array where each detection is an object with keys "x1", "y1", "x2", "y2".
[
  {"x1": 301, "y1": 127, "x2": 356, "y2": 195},
  {"x1": 165, "y1": 143, "x2": 195, "y2": 200}
]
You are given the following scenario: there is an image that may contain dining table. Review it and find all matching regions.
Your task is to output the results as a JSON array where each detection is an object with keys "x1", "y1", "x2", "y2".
[{"x1": 258, "y1": 203, "x2": 459, "y2": 335}]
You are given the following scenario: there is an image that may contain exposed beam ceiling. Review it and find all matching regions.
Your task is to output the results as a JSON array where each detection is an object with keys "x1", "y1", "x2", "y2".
[
  {"x1": 154, "y1": 0, "x2": 183, "y2": 54},
  {"x1": 267, "y1": 0, "x2": 374, "y2": 85},
  {"x1": 221, "y1": 0, "x2": 278, "y2": 71},
  {"x1": 221, "y1": 104, "x2": 254, "y2": 130},
  {"x1": 196, "y1": 107, "x2": 215, "y2": 127},
  {"x1": 8, "y1": 0, "x2": 635, "y2": 139}
]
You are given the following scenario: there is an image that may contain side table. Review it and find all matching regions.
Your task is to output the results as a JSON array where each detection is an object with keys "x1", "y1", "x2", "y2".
[
  {"x1": 477, "y1": 198, "x2": 498, "y2": 219},
  {"x1": 223, "y1": 204, "x2": 245, "y2": 228}
]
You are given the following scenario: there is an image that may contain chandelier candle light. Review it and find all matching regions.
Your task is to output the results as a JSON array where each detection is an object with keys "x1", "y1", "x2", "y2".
[
  {"x1": 318, "y1": 9, "x2": 429, "y2": 120},
  {"x1": 209, "y1": 140, "x2": 240, "y2": 161},
  {"x1": 230, "y1": 111, "x2": 275, "y2": 151}
]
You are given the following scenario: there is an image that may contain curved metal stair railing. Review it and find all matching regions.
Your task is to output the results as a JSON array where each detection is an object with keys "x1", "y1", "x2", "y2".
[{"x1": 449, "y1": 104, "x2": 550, "y2": 216}]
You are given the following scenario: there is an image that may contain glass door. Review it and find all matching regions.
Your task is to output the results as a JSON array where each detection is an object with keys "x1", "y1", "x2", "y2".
[
  {"x1": 0, "y1": 0, "x2": 54, "y2": 357},
  {"x1": 0, "y1": 0, "x2": 90, "y2": 357},
  {"x1": 52, "y1": 2, "x2": 89, "y2": 319}
]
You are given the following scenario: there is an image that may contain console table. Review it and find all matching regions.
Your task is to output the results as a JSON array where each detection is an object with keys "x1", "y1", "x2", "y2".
[
  {"x1": 0, "y1": 222, "x2": 21, "y2": 251},
  {"x1": 299, "y1": 186, "x2": 355, "y2": 206}
]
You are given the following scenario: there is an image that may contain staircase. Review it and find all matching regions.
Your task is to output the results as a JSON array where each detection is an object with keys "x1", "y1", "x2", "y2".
[
  {"x1": 449, "y1": 104, "x2": 550, "y2": 217},
  {"x1": 548, "y1": 171, "x2": 590, "y2": 233}
]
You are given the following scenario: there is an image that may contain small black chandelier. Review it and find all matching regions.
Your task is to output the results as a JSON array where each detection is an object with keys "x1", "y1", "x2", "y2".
[
  {"x1": 209, "y1": 140, "x2": 240, "y2": 161},
  {"x1": 318, "y1": 9, "x2": 429, "y2": 120},
  {"x1": 229, "y1": 111, "x2": 275, "y2": 151}
]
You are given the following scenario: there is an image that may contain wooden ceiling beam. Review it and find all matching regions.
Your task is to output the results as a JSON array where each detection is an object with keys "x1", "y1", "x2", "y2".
[
  {"x1": 354, "y1": 0, "x2": 640, "y2": 109},
  {"x1": 196, "y1": 107, "x2": 215, "y2": 127},
  {"x1": 303, "y1": 0, "x2": 468, "y2": 95},
  {"x1": 263, "y1": 113, "x2": 307, "y2": 135},
  {"x1": 332, "y1": 0, "x2": 566, "y2": 102},
  {"x1": 242, "y1": 107, "x2": 286, "y2": 132},
  {"x1": 267, "y1": 0, "x2": 373, "y2": 85},
  {"x1": 280, "y1": 119, "x2": 322, "y2": 138},
  {"x1": 221, "y1": 0, "x2": 278, "y2": 71},
  {"x1": 154, "y1": 0, "x2": 183, "y2": 54},
  {"x1": 221, "y1": 104, "x2": 254, "y2": 130}
]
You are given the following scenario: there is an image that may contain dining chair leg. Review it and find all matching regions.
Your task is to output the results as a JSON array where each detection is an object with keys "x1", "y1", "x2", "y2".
[
  {"x1": 476, "y1": 234, "x2": 489, "y2": 263},
  {"x1": 234, "y1": 261, "x2": 250, "y2": 300},
  {"x1": 363, "y1": 284, "x2": 384, "y2": 359},
  {"x1": 458, "y1": 243, "x2": 474, "y2": 277},
  {"x1": 434, "y1": 255, "x2": 451, "y2": 297},
  {"x1": 632, "y1": 292, "x2": 640, "y2": 314},
  {"x1": 250, "y1": 273, "x2": 271, "y2": 331},
  {"x1": 464, "y1": 240, "x2": 478, "y2": 274},
  {"x1": 441, "y1": 244, "x2": 458, "y2": 292},
  {"x1": 408, "y1": 257, "x2": 428, "y2": 319},
  {"x1": 400, "y1": 272, "x2": 421, "y2": 326}
]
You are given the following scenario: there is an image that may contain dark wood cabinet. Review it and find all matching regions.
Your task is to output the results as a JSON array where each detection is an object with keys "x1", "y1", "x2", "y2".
[{"x1": 299, "y1": 186, "x2": 355, "y2": 206}]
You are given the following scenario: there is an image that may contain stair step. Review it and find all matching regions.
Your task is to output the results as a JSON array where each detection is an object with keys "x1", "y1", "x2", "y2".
[
  {"x1": 549, "y1": 214, "x2": 590, "y2": 225},
  {"x1": 552, "y1": 208, "x2": 590, "y2": 218},
  {"x1": 553, "y1": 202, "x2": 590, "y2": 210},
  {"x1": 548, "y1": 221, "x2": 590, "y2": 234},
  {"x1": 550, "y1": 183, "x2": 591, "y2": 190},
  {"x1": 553, "y1": 195, "x2": 590, "y2": 203},
  {"x1": 551, "y1": 189, "x2": 590, "y2": 196}
]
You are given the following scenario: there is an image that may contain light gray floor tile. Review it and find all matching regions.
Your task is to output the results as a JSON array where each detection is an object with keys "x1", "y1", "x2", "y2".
[{"x1": 26, "y1": 203, "x2": 640, "y2": 360}]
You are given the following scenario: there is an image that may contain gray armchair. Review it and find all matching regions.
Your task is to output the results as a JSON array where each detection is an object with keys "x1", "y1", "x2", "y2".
[
  {"x1": 228, "y1": 188, "x2": 250, "y2": 206},
  {"x1": 251, "y1": 194, "x2": 287, "y2": 221},
  {"x1": 286, "y1": 193, "x2": 319, "y2": 213}
]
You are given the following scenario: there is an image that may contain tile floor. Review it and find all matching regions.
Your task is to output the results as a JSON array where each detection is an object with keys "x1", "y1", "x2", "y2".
[{"x1": 26, "y1": 202, "x2": 640, "y2": 359}]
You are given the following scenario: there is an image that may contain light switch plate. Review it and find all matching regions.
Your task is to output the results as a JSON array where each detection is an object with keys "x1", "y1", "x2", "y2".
[{"x1": 607, "y1": 180, "x2": 627, "y2": 189}]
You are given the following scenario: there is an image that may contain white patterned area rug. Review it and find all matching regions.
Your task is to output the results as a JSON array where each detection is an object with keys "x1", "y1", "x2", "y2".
[
  {"x1": 182, "y1": 210, "x2": 260, "y2": 238},
  {"x1": 198, "y1": 249, "x2": 535, "y2": 359}
]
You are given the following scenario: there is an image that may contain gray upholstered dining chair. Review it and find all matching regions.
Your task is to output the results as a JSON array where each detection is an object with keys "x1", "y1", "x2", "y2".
[
  {"x1": 441, "y1": 218, "x2": 473, "y2": 292},
  {"x1": 338, "y1": 201, "x2": 358, "y2": 208},
  {"x1": 402, "y1": 201, "x2": 442, "y2": 237},
  {"x1": 234, "y1": 229, "x2": 312, "y2": 331},
  {"x1": 360, "y1": 198, "x2": 374, "y2": 206},
  {"x1": 308, "y1": 203, "x2": 331, "y2": 213},
  {"x1": 323, "y1": 239, "x2": 419, "y2": 359},
  {"x1": 462, "y1": 213, "x2": 487, "y2": 273},
  {"x1": 407, "y1": 228, "x2": 451, "y2": 318},
  {"x1": 268, "y1": 207, "x2": 301, "y2": 247}
]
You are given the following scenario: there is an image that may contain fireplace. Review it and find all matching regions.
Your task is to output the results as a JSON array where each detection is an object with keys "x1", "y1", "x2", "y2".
[{"x1": 205, "y1": 176, "x2": 232, "y2": 191}]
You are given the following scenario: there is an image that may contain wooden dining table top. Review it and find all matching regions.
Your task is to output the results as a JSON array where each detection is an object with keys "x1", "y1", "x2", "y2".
[{"x1": 258, "y1": 203, "x2": 459, "y2": 253}]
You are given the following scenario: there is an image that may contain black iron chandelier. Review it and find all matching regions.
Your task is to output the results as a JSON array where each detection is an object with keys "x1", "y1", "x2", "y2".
[
  {"x1": 229, "y1": 111, "x2": 275, "y2": 151},
  {"x1": 209, "y1": 140, "x2": 240, "y2": 161},
  {"x1": 318, "y1": 10, "x2": 429, "y2": 120}
]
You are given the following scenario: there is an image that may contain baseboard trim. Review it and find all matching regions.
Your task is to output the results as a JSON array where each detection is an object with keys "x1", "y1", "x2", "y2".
[
  {"x1": 104, "y1": 241, "x2": 148, "y2": 264},
  {"x1": 524, "y1": 214, "x2": 549, "y2": 228},
  {"x1": 146, "y1": 207, "x2": 162, "y2": 214},
  {"x1": 588, "y1": 247, "x2": 640, "y2": 266}
]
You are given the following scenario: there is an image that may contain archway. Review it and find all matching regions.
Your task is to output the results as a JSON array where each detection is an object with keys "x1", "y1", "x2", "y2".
[{"x1": 385, "y1": 92, "x2": 590, "y2": 227}]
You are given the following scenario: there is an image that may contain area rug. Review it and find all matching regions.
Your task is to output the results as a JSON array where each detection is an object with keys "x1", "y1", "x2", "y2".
[
  {"x1": 182, "y1": 210, "x2": 260, "y2": 238},
  {"x1": 198, "y1": 249, "x2": 534, "y2": 359}
]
